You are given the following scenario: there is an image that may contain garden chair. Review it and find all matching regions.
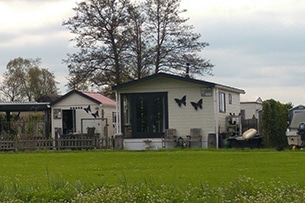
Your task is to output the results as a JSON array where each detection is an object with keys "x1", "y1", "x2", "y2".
[
  {"x1": 163, "y1": 129, "x2": 177, "y2": 148},
  {"x1": 187, "y1": 128, "x2": 202, "y2": 148}
]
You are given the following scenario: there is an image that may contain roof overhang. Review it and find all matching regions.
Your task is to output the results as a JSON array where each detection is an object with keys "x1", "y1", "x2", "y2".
[
  {"x1": 215, "y1": 84, "x2": 246, "y2": 94},
  {"x1": 113, "y1": 72, "x2": 245, "y2": 94},
  {"x1": 112, "y1": 72, "x2": 216, "y2": 91},
  {"x1": 0, "y1": 103, "x2": 50, "y2": 112}
]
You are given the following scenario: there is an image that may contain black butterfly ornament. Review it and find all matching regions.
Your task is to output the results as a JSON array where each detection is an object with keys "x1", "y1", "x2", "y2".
[
  {"x1": 84, "y1": 105, "x2": 91, "y2": 113},
  {"x1": 191, "y1": 99, "x2": 203, "y2": 111},
  {"x1": 174, "y1": 95, "x2": 186, "y2": 107},
  {"x1": 92, "y1": 110, "x2": 99, "y2": 118}
]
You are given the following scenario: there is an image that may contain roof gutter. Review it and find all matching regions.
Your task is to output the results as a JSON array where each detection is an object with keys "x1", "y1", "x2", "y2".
[{"x1": 215, "y1": 84, "x2": 245, "y2": 94}]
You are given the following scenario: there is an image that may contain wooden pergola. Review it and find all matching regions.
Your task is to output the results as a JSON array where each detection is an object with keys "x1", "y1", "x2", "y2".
[{"x1": 0, "y1": 102, "x2": 50, "y2": 137}]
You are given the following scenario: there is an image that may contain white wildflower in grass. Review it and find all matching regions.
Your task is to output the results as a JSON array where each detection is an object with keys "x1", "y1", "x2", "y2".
[{"x1": 4, "y1": 175, "x2": 305, "y2": 202}]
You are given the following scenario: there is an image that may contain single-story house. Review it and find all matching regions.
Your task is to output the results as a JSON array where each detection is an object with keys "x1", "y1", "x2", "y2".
[
  {"x1": 112, "y1": 72, "x2": 245, "y2": 150},
  {"x1": 50, "y1": 90, "x2": 116, "y2": 138}
]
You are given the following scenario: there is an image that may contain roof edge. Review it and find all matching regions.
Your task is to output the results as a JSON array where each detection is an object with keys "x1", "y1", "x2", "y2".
[
  {"x1": 113, "y1": 72, "x2": 245, "y2": 94},
  {"x1": 112, "y1": 72, "x2": 216, "y2": 90},
  {"x1": 50, "y1": 90, "x2": 100, "y2": 106}
]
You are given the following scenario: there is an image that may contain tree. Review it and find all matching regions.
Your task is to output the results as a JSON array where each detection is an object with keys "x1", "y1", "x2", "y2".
[
  {"x1": 63, "y1": 0, "x2": 213, "y2": 91},
  {"x1": 28, "y1": 67, "x2": 59, "y2": 100},
  {"x1": 125, "y1": 1, "x2": 152, "y2": 79},
  {"x1": 144, "y1": 0, "x2": 212, "y2": 75},
  {"x1": 63, "y1": 0, "x2": 133, "y2": 90},
  {"x1": 0, "y1": 57, "x2": 59, "y2": 102},
  {"x1": 261, "y1": 99, "x2": 292, "y2": 147}
]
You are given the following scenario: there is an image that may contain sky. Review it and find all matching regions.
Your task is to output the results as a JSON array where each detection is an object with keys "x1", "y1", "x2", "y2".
[{"x1": 0, "y1": 0, "x2": 305, "y2": 106}]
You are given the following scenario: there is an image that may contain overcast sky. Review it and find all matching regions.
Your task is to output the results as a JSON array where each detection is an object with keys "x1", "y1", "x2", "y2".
[{"x1": 1, "y1": 0, "x2": 304, "y2": 105}]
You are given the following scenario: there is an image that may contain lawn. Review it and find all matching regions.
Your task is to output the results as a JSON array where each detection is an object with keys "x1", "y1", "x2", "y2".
[{"x1": 0, "y1": 149, "x2": 305, "y2": 202}]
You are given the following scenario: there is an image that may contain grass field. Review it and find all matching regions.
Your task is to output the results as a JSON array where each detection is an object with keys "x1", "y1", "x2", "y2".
[{"x1": 1, "y1": 149, "x2": 305, "y2": 202}]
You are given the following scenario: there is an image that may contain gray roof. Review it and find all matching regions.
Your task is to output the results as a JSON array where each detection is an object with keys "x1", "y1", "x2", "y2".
[
  {"x1": 112, "y1": 72, "x2": 245, "y2": 94},
  {"x1": 0, "y1": 102, "x2": 49, "y2": 112}
]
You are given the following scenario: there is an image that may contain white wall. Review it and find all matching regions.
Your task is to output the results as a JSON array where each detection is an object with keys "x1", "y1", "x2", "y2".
[
  {"x1": 240, "y1": 102, "x2": 262, "y2": 119},
  {"x1": 51, "y1": 93, "x2": 116, "y2": 138},
  {"x1": 116, "y1": 77, "x2": 243, "y2": 145},
  {"x1": 217, "y1": 88, "x2": 242, "y2": 134}
]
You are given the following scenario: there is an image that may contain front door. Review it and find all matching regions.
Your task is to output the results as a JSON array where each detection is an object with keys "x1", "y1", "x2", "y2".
[
  {"x1": 132, "y1": 93, "x2": 168, "y2": 138},
  {"x1": 62, "y1": 109, "x2": 76, "y2": 134}
]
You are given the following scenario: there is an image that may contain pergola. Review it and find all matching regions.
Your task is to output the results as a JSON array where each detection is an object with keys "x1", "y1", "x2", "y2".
[{"x1": 0, "y1": 102, "x2": 50, "y2": 137}]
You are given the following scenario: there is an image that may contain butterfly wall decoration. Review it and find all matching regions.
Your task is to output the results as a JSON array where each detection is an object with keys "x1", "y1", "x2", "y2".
[
  {"x1": 92, "y1": 110, "x2": 99, "y2": 118},
  {"x1": 174, "y1": 95, "x2": 186, "y2": 107},
  {"x1": 191, "y1": 99, "x2": 203, "y2": 111},
  {"x1": 84, "y1": 105, "x2": 91, "y2": 113}
]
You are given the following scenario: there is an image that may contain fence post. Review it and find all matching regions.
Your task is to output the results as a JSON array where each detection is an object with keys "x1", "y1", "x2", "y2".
[
  {"x1": 55, "y1": 130, "x2": 58, "y2": 150},
  {"x1": 95, "y1": 135, "x2": 100, "y2": 149},
  {"x1": 15, "y1": 136, "x2": 18, "y2": 152},
  {"x1": 114, "y1": 133, "x2": 123, "y2": 149}
]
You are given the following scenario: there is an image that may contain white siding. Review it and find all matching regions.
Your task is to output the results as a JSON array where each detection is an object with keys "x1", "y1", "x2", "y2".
[
  {"x1": 51, "y1": 93, "x2": 116, "y2": 138},
  {"x1": 240, "y1": 102, "x2": 262, "y2": 119},
  {"x1": 217, "y1": 88, "x2": 241, "y2": 134},
  {"x1": 117, "y1": 77, "x2": 243, "y2": 145}
]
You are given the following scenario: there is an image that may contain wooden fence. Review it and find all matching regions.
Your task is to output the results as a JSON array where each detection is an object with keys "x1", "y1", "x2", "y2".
[
  {"x1": 0, "y1": 121, "x2": 116, "y2": 151},
  {"x1": 242, "y1": 117, "x2": 258, "y2": 133},
  {"x1": 0, "y1": 136, "x2": 115, "y2": 152}
]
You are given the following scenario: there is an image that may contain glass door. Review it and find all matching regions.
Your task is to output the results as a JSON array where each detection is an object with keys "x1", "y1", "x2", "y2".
[{"x1": 131, "y1": 93, "x2": 168, "y2": 138}]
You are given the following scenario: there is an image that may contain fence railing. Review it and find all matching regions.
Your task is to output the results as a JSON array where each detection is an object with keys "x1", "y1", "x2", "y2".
[
  {"x1": 242, "y1": 117, "x2": 258, "y2": 132},
  {"x1": 0, "y1": 121, "x2": 46, "y2": 139},
  {"x1": 0, "y1": 136, "x2": 115, "y2": 151}
]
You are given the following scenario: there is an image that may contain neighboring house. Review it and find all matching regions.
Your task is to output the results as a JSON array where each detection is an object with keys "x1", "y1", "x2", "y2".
[
  {"x1": 240, "y1": 97, "x2": 263, "y2": 134},
  {"x1": 50, "y1": 90, "x2": 116, "y2": 138},
  {"x1": 240, "y1": 97, "x2": 263, "y2": 120},
  {"x1": 112, "y1": 72, "x2": 245, "y2": 150}
]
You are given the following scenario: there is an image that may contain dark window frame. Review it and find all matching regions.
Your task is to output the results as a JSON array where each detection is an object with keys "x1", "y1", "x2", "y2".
[
  {"x1": 121, "y1": 92, "x2": 168, "y2": 138},
  {"x1": 219, "y1": 92, "x2": 226, "y2": 113}
]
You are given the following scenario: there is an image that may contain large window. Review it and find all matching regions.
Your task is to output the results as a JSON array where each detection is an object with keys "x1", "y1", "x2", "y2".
[
  {"x1": 219, "y1": 92, "x2": 226, "y2": 113},
  {"x1": 121, "y1": 93, "x2": 168, "y2": 138}
]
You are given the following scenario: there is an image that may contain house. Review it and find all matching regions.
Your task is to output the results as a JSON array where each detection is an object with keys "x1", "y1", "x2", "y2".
[
  {"x1": 240, "y1": 97, "x2": 263, "y2": 120},
  {"x1": 112, "y1": 72, "x2": 245, "y2": 150},
  {"x1": 240, "y1": 97, "x2": 263, "y2": 134},
  {"x1": 50, "y1": 90, "x2": 116, "y2": 139}
]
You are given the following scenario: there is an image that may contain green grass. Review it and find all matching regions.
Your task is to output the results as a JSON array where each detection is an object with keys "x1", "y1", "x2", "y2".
[
  {"x1": 0, "y1": 149, "x2": 302, "y2": 186},
  {"x1": 0, "y1": 148, "x2": 305, "y2": 202}
]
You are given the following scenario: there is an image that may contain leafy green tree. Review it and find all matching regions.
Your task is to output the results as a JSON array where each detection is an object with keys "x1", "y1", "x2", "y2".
[
  {"x1": 261, "y1": 99, "x2": 292, "y2": 147},
  {"x1": 63, "y1": 0, "x2": 213, "y2": 91},
  {"x1": 28, "y1": 67, "x2": 59, "y2": 101},
  {"x1": 0, "y1": 57, "x2": 31, "y2": 101},
  {"x1": 0, "y1": 57, "x2": 59, "y2": 102}
]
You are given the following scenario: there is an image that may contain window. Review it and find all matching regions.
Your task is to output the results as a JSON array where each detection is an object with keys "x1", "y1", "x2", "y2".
[
  {"x1": 229, "y1": 93, "x2": 232, "y2": 104},
  {"x1": 121, "y1": 95, "x2": 132, "y2": 138},
  {"x1": 219, "y1": 92, "x2": 226, "y2": 113},
  {"x1": 121, "y1": 93, "x2": 168, "y2": 138},
  {"x1": 112, "y1": 111, "x2": 117, "y2": 123},
  {"x1": 240, "y1": 109, "x2": 245, "y2": 120},
  {"x1": 53, "y1": 109, "x2": 61, "y2": 119}
]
